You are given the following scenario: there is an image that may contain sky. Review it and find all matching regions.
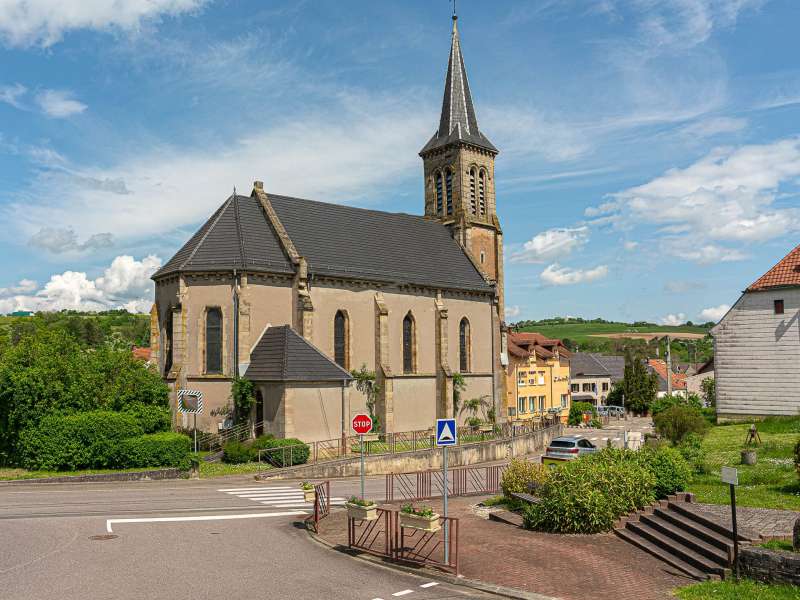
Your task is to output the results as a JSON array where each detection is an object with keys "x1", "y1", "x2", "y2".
[{"x1": 0, "y1": 0, "x2": 799, "y2": 324}]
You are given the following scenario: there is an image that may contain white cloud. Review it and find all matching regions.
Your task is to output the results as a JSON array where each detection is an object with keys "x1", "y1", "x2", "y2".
[
  {"x1": 699, "y1": 303, "x2": 731, "y2": 322},
  {"x1": 35, "y1": 89, "x2": 87, "y2": 118},
  {"x1": 505, "y1": 305, "x2": 521, "y2": 319},
  {"x1": 678, "y1": 117, "x2": 747, "y2": 138},
  {"x1": 623, "y1": 240, "x2": 639, "y2": 251},
  {"x1": 660, "y1": 313, "x2": 687, "y2": 326},
  {"x1": 0, "y1": 0, "x2": 206, "y2": 47},
  {"x1": 0, "y1": 82, "x2": 26, "y2": 109},
  {"x1": 28, "y1": 227, "x2": 113, "y2": 253},
  {"x1": 511, "y1": 227, "x2": 589, "y2": 264},
  {"x1": 0, "y1": 254, "x2": 160, "y2": 314},
  {"x1": 590, "y1": 138, "x2": 800, "y2": 263},
  {"x1": 540, "y1": 263, "x2": 609, "y2": 286}
]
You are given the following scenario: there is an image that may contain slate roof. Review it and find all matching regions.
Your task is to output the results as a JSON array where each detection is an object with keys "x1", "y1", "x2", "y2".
[
  {"x1": 570, "y1": 352, "x2": 625, "y2": 382},
  {"x1": 154, "y1": 194, "x2": 294, "y2": 278},
  {"x1": 154, "y1": 193, "x2": 492, "y2": 293},
  {"x1": 245, "y1": 325, "x2": 352, "y2": 382},
  {"x1": 747, "y1": 242, "x2": 800, "y2": 291},
  {"x1": 419, "y1": 17, "x2": 497, "y2": 156}
]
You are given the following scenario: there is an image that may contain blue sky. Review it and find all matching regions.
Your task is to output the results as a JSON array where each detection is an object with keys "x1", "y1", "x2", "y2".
[{"x1": 0, "y1": 0, "x2": 799, "y2": 323}]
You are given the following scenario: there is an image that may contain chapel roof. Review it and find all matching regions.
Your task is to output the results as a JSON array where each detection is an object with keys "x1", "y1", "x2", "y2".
[{"x1": 747, "y1": 242, "x2": 800, "y2": 291}]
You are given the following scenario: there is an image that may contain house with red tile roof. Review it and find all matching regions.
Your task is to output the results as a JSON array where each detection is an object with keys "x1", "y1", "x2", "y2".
[
  {"x1": 711, "y1": 243, "x2": 800, "y2": 420},
  {"x1": 647, "y1": 359, "x2": 688, "y2": 398}
]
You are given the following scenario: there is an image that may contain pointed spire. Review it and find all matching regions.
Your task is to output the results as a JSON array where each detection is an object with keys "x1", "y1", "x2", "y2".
[{"x1": 420, "y1": 14, "x2": 496, "y2": 156}]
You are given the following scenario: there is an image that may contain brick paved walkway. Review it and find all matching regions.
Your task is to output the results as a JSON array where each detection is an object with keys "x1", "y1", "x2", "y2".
[
  {"x1": 690, "y1": 503, "x2": 800, "y2": 540},
  {"x1": 316, "y1": 496, "x2": 693, "y2": 600}
]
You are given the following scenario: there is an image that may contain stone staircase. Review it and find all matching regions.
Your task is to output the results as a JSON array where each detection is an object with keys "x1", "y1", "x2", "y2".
[{"x1": 615, "y1": 493, "x2": 758, "y2": 581}]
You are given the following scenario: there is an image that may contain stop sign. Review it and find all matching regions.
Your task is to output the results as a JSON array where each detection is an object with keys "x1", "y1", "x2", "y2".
[{"x1": 352, "y1": 413, "x2": 373, "y2": 435}]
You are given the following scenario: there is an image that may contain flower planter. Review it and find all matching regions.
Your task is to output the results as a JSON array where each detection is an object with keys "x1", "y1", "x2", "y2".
[
  {"x1": 399, "y1": 512, "x2": 440, "y2": 533},
  {"x1": 741, "y1": 449, "x2": 757, "y2": 466},
  {"x1": 303, "y1": 489, "x2": 316, "y2": 503},
  {"x1": 346, "y1": 502, "x2": 377, "y2": 521}
]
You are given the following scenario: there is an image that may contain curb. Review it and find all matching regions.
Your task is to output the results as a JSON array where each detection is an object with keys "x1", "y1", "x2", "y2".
[
  {"x1": 303, "y1": 519, "x2": 557, "y2": 600},
  {"x1": 0, "y1": 468, "x2": 188, "y2": 486}
]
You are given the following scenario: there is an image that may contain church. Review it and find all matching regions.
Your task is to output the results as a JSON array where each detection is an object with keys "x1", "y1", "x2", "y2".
[{"x1": 150, "y1": 15, "x2": 508, "y2": 442}]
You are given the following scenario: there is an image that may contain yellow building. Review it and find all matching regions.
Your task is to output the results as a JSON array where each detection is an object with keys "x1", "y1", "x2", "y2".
[{"x1": 506, "y1": 332, "x2": 571, "y2": 423}]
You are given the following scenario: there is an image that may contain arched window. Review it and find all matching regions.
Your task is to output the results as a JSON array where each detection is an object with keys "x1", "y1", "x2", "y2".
[
  {"x1": 469, "y1": 168, "x2": 477, "y2": 215},
  {"x1": 478, "y1": 170, "x2": 486, "y2": 216},
  {"x1": 445, "y1": 167, "x2": 453, "y2": 215},
  {"x1": 206, "y1": 307, "x2": 223, "y2": 374},
  {"x1": 334, "y1": 310, "x2": 349, "y2": 369},
  {"x1": 435, "y1": 172, "x2": 444, "y2": 214},
  {"x1": 402, "y1": 312, "x2": 416, "y2": 374},
  {"x1": 459, "y1": 317, "x2": 471, "y2": 373}
]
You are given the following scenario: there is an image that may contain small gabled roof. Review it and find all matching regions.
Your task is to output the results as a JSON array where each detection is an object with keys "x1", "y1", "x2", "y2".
[
  {"x1": 647, "y1": 359, "x2": 687, "y2": 391},
  {"x1": 245, "y1": 325, "x2": 352, "y2": 383},
  {"x1": 570, "y1": 352, "x2": 610, "y2": 378},
  {"x1": 747, "y1": 242, "x2": 800, "y2": 291}
]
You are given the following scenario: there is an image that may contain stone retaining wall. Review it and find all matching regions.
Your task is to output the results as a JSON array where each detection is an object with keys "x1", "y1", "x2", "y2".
[
  {"x1": 257, "y1": 424, "x2": 563, "y2": 480},
  {"x1": 739, "y1": 547, "x2": 800, "y2": 586},
  {"x1": 0, "y1": 468, "x2": 187, "y2": 485}
]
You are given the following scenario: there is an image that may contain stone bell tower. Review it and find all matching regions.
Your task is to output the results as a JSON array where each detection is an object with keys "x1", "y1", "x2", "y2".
[{"x1": 420, "y1": 14, "x2": 504, "y2": 313}]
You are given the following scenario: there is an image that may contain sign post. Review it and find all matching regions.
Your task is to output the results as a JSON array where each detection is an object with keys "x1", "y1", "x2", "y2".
[
  {"x1": 722, "y1": 466, "x2": 740, "y2": 580},
  {"x1": 352, "y1": 413, "x2": 373, "y2": 500},
  {"x1": 436, "y1": 418, "x2": 457, "y2": 564},
  {"x1": 178, "y1": 390, "x2": 204, "y2": 454}
]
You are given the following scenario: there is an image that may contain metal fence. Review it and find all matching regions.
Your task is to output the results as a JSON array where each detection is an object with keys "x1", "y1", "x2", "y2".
[
  {"x1": 347, "y1": 508, "x2": 459, "y2": 574},
  {"x1": 386, "y1": 464, "x2": 507, "y2": 502},
  {"x1": 307, "y1": 481, "x2": 331, "y2": 533}
]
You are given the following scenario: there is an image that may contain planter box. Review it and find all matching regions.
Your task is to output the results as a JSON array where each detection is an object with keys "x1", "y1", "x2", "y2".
[
  {"x1": 303, "y1": 489, "x2": 316, "y2": 503},
  {"x1": 399, "y1": 512, "x2": 440, "y2": 533},
  {"x1": 346, "y1": 502, "x2": 377, "y2": 521}
]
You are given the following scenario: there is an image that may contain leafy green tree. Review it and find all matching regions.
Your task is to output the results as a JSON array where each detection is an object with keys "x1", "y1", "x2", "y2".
[
  {"x1": 619, "y1": 349, "x2": 659, "y2": 415},
  {"x1": 230, "y1": 377, "x2": 255, "y2": 423},
  {"x1": 701, "y1": 377, "x2": 716, "y2": 408},
  {"x1": 351, "y1": 364, "x2": 381, "y2": 432}
]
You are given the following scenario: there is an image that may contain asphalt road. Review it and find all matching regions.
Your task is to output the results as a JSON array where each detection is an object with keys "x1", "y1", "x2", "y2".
[{"x1": 0, "y1": 477, "x2": 494, "y2": 600}]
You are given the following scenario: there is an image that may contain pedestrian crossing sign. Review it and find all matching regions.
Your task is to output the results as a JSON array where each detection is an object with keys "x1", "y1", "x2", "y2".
[{"x1": 435, "y1": 418, "x2": 457, "y2": 447}]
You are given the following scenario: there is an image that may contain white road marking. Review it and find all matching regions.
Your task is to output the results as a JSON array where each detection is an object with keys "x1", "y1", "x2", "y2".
[
  {"x1": 419, "y1": 582, "x2": 439, "y2": 588},
  {"x1": 106, "y1": 511, "x2": 305, "y2": 533},
  {"x1": 392, "y1": 591, "x2": 413, "y2": 597},
  {"x1": 216, "y1": 486, "x2": 294, "y2": 492}
]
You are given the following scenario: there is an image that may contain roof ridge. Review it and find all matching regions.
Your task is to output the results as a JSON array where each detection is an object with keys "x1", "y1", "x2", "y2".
[
  {"x1": 280, "y1": 325, "x2": 290, "y2": 380},
  {"x1": 179, "y1": 194, "x2": 235, "y2": 271},
  {"x1": 747, "y1": 242, "x2": 800, "y2": 291}
]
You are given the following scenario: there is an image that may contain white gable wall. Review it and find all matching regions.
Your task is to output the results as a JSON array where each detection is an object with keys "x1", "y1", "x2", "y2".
[{"x1": 713, "y1": 287, "x2": 800, "y2": 419}]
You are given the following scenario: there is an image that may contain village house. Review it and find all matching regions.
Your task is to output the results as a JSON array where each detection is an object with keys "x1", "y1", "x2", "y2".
[
  {"x1": 149, "y1": 16, "x2": 508, "y2": 442},
  {"x1": 506, "y1": 332, "x2": 571, "y2": 423},
  {"x1": 712, "y1": 243, "x2": 800, "y2": 420},
  {"x1": 648, "y1": 359, "x2": 688, "y2": 398},
  {"x1": 569, "y1": 352, "x2": 624, "y2": 406}
]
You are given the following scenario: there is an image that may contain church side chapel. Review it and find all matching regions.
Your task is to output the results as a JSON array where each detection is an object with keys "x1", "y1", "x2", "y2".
[{"x1": 150, "y1": 15, "x2": 508, "y2": 442}]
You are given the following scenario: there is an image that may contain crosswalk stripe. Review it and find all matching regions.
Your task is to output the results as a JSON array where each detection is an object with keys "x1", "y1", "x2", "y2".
[{"x1": 217, "y1": 487, "x2": 294, "y2": 492}]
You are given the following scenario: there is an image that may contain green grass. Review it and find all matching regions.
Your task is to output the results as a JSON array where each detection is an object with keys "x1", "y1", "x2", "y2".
[
  {"x1": 0, "y1": 466, "x2": 174, "y2": 480},
  {"x1": 761, "y1": 540, "x2": 797, "y2": 553},
  {"x1": 688, "y1": 419, "x2": 800, "y2": 510},
  {"x1": 199, "y1": 461, "x2": 272, "y2": 478},
  {"x1": 675, "y1": 580, "x2": 800, "y2": 600},
  {"x1": 515, "y1": 321, "x2": 709, "y2": 345}
]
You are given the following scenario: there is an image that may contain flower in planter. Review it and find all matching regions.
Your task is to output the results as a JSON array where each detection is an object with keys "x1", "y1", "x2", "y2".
[
  {"x1": 300, "y1": 481, "x2": 314, "y2": 490},
  {"x1": 347, "y1": 495, "x2": 376, "y2": 507},
  {"x1": 400, "y1": 503, "x2": 435, "y2": 518}
]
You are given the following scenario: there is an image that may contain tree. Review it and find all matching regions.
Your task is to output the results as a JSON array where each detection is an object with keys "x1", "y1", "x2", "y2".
[
  {"x1": 230, "y1": 376, "x2": 255, "y2": 423},
  {"x1": 701, "y1": 377, "x2": 716, "y2": 408},
  {"x1": 352, "y1": 364, "x2": 381, "y2": 432},
  {"x1": 619, "y1": 349, "x2": 659, "y2": 415}
]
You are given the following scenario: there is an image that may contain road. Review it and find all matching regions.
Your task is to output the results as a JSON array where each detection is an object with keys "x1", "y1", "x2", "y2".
[{"x1": 0, "y1": 476, "x2": 494, "y2": 600}]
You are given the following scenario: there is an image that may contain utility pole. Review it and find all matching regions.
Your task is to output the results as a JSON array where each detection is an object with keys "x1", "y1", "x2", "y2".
[{"x1": 666, "y1": 335, "x2": 673, "y2": 396}]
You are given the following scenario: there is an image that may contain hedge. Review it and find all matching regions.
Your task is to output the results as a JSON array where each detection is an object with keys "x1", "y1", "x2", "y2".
[
  {"x1": 111, "y1": 432, "x2": 191, "y2": 469},
  {"x1": 222, "y1": 440, "x2": 253, "y2": 464},
  {"x1": 18, "y1": 411, "x2": 143, "y2": 471},
  {"x1": 253, "y1": 437, "x2": 310, "y2": 467},
  {"x1": 568, "y1": 401, "x2": 596, "y2": 426},
  {"x1": 501, "y1": 458, "x2": 550, "y2": 498},
  {"x1": 589, "y1": 447, "x2": 691, "y2": 499},
  {"x1": 123, "y1": 404, "x2": 171, "y2": 434}
]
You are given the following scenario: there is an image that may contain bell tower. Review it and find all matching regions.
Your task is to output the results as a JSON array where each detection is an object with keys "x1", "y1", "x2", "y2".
[{"x1": 420, "y1": 14, "x2": 504, "y2": 310}]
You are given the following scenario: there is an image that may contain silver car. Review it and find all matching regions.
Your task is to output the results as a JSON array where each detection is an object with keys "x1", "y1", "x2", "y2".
[{"x1": 544, "y1": 435, "x2": 598, "y2": 461}]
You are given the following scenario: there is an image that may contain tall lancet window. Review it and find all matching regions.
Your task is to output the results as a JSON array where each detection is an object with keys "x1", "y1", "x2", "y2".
[
  {"x1": 206, "y1": 307, "x2": 223, "y2": 374},
  {"x1": 445, "y1": 167, "x2": 453, "y2": 215},
  {"x1": 469, "y1": 168, "x2": 477, "y2": 215},
  {"x1": 459, "y1": 317, "x2": 471, "y2": 373},
  {"x1": 478, "y1": 170, "x2": 486, "y2": 216},
  {"x1": 334, "y1": 310, "x2": 349, "y2": 369},
  {"x1": 435, "y1": 172, "x2": 444, "y2": 214},
  {"x1": 402, "y1": 312, "x2": 416, "y2": 374}
]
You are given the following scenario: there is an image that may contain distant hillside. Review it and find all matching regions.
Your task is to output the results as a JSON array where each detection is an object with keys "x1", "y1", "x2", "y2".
[
  {"x1": 0, "y1": 310, "x2": 150, "y2": 349},
  {"x1": 511, "y1": 318, "x2": 713, "y2": 363}
]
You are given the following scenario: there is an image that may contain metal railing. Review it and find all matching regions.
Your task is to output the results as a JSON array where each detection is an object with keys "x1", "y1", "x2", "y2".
[
  {"x1": 307, "y1": 481, "x2": 331, "y2": 533},
  {"x1": 347, "y1": 508, "x2": 459, "y2": 574},
  {"x1": 386, "y1": 464, "x2": 507, "y2": 502}
]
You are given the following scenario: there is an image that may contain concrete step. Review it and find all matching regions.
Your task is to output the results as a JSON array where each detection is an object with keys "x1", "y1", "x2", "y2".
[
  {"x1": 488, "y1": 510, "x2": 524, "y2": 528},
  {"x1": 653, "y1": 507, "x2": 735, "y2": 553},
  {"x1": 615, "y1": 528, "x2": 710, "y2": 581},
  {"x1": 625, "y1": 521, "x2": 728, "y2": 577},
  {"x1": 640, "y1": 513, "x2": 730, "y2": 567},
  {"x1": 669, "y1": 502, "x2": 759, "y2": 542}
]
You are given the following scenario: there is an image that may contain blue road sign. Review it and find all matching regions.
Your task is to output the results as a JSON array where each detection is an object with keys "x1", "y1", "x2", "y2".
[{"x1": 436, "y1": 418, "x2": 457, "y2": 447}]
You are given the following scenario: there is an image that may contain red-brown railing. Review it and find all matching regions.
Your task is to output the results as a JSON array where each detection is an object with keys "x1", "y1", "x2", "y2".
[
  {"x1": 306, "y1": 481, "x2": 331, "y2": 533},
  {"x1": 386, "y1": 464, "x2": 507, "y2": 502}
]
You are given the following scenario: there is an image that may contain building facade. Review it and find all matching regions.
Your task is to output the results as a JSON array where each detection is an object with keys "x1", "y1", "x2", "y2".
[
  {"x1": 712, "y1": 243, "x2": 800, "y2": 420},
  {"x1": 569, "y1": 352, "x2": 624, "y2": 406},
  {"x1": 150, "y1": 15, "x2": 508, "y2": 442},
  {"x1": 506, "y1": 333, "x2": 570, "y2": 423}
]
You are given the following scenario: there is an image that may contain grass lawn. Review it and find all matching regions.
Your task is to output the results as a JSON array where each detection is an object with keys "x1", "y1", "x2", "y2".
[
  {"x1": 0, "y1": 466, "x2": 172, "y2": 481},
  {"x1": 688, "y1": 418, "x2": 800, "y2": 511},
  {"x1": 516, "y1": 321, "x2": 709, "y2": 345},
  {"x1": 199, "y1": 461, "x2": 271, "y2": 478},
  {"x1": 674, "y1": 580, "x2": 800, "y2": 600},
  {"x1": 761, "y1": 540, "x2": 797, "y2": 553}
]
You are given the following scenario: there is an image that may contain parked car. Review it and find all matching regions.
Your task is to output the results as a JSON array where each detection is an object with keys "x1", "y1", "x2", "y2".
[
  {"x1": 543, "y1": 435, "x2": 598, "y2": 462},
  {"x1": 607, "y1": 406, "x2": 625, "y2": 418},
  {"x1": 596, "y1": 406, "x2": 609, "y2": 417}
]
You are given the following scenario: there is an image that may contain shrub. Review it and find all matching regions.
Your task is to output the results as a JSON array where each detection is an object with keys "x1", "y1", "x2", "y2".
[
  {"x1": 523, "y1": 452, "x2": 655, "y2": 534},
  {"x1": 255, "y1": 437, "x2": 310, "y2": 467},
  {"x1": 222, "y1": 440, "x2": 253, "y2": 464},
  {"x1": 249, "y1": 434, "x2": 276, "y2": 452},
  {"x1": 568, "y1": 402, "x2": 596, "y2": 426},
  {"x1": 123, "y1": 404, "x2": 171, "y2": 433},
  {"x1": 637, "y1": 447, "x2": 692, "y2": 499},
  {"x1": 111, "y1": 432, "x2": 191, "y2": 469},
  {"x1": 18, "y1": 411, "x2": 143, "y2": 471},
  {"x1": 795, "y1": 439, "x2": 800, "y2": 481},
  {"x1": 501, "y1": 458, "x2": 550, "y2": 498},
  {"x1": 677, "y1": 432, "x2": 708, "y2": 474},
  {"x1": 651, "y1": 393, "x2": 702, "y2": 417},
  {"x1": 654, "y1": 405, "x2": 709, "y2": 444}
]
